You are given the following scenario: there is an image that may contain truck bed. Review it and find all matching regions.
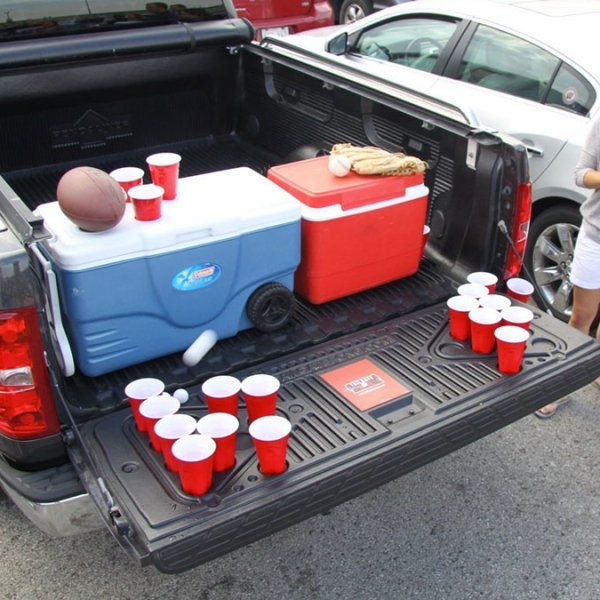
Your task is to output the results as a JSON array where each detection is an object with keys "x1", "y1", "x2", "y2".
[{"x1": 4, "y1": 134, "x2": 453, "y2": 417}]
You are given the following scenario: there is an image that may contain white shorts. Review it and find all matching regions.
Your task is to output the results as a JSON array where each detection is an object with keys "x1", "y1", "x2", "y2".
[{"x1": 570, "y1": 223, "x2": 600, "y2": 289}]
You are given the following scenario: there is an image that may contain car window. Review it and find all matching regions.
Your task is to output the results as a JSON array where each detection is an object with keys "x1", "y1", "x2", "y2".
[
  {"x1": 545, "y1": 62, "x2": 595, "y2": 116},
  {"x1": 352, "y1": 17, "x2": 460, "y2": 73},
  {"x1": 457, "y1": 24, "x2": 557, "y2": 103}
]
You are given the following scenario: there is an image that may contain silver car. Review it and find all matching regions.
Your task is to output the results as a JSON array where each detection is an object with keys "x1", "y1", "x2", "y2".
[{"x1": 272, "y1": 0, "x2": 599, "y2": 322}]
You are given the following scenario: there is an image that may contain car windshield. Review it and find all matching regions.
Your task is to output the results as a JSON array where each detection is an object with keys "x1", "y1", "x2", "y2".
[
  {"x1": 0, "y1": 0, "x2": 228, "y2": 41},
  {"x1": 351, "y1": 16, "x2": 460, "y2": 73}
]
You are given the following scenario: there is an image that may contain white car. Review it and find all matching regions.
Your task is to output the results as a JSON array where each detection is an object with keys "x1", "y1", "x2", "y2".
[{"x1": 267, "y1": 0, "x2": 600, "y2": 321}]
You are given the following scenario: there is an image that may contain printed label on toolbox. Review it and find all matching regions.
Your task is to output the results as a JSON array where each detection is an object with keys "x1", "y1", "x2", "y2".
[
  {"x1": 172, "y1": 263, "x2": 222, "y2": 291},
  {"x1": 320, "y1": 358, "x2": 411, "y2": 411}
]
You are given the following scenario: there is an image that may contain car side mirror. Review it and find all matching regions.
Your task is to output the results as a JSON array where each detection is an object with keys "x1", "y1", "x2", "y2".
[{"x1": 327, "y1": 32, "x2": 348, "y2": 55}]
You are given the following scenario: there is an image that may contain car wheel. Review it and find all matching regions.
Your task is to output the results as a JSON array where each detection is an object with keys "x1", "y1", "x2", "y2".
[
  {"x1": 524, "y1": 204, "x2": 581, "y2": 322},
  {"x1": 246, "y1": 282, "x2": 296, "y2": 332},
  {"x1": 338, "y1": 0, "x2": 373, "y2": 24}
]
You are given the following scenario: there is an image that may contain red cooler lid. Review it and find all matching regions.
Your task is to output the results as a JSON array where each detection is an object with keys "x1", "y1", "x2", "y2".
[{"x1": 267, "y1": 156, "x2": 424, "y2": 210}]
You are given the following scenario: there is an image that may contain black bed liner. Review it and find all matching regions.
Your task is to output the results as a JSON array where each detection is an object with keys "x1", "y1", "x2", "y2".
[
  {"x1": 3, "y1": 136, "x2": 280, "y2": 212},
  {"x1": 56, "y1": 257, "x2": 455, "y2": 417},
  {"x1": 73, "y1": 298, "x2": 600, "y2": 573},
  {"x1": 3, "y1": 135, "x2": 460, "y2": 416}
]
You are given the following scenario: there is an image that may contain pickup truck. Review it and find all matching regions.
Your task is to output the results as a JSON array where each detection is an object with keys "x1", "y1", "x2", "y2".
[{"x1": 1, "y1": 0, "x2": 599, "y2": 575}]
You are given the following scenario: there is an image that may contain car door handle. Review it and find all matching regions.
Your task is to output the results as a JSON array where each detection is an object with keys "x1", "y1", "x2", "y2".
[{"x1": 525, "y1": 145, "x2": 544, "y2": 157}]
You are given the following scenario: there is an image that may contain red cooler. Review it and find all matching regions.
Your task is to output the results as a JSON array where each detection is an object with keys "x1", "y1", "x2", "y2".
[{"x1": 268, "y1": 156, "x2": 429, "y2": 304}]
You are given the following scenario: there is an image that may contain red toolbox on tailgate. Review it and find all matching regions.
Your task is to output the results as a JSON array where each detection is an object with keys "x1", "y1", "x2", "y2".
[{"x1": 268, "y1": 156, "x2": 429, "y2": 304}]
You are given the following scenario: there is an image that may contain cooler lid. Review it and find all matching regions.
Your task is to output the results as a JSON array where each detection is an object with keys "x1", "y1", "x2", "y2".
[
  {"x1": 267, "y1": 156, "x2": 424, "y2": 209},
  {"x1": 35, "y1": 167, "x2": 301, "y2": 270}
]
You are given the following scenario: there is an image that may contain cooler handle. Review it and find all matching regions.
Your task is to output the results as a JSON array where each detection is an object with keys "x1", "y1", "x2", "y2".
[
  {"x1": 339, "y1": 179, "x2": 407, "y2": 211},
  {"x1": 30, "y1": 244, "x2": 75, "y2": 377}
]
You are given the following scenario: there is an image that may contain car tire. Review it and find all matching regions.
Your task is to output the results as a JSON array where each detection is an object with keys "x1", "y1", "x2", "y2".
[
  {"x1": 246, "y1": 282, "x2": 296, "y2": 332},
  {"x1": 338, "y1": 0, "x2": 373, "y2": 24},
  {"x1": 524, "y1": 204, "x2": 581, "y2": 322}
]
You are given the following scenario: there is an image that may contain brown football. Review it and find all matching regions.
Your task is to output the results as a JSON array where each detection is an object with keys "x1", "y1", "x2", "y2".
[{"x1": 56, "y1": 166, "x2": 126, "y2": 232}]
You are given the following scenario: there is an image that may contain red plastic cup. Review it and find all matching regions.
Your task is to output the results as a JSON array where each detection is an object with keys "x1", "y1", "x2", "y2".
[
  {"x1": 469, "y1": 307, "x2": 502, "y2": 354},
  {"x1": 129, "y1": 183, "x2": 163, "y2": 221},
  {"x1": 467, "y1": 271, "x2": 498, "y2": 294},
  {"x1": 500, "y1": 305, "x2": 534, "y2": 330},
  {"x1": 196, "y1": 412, "x2": 239, "y2": 472},
  {"x1": 241, "y1": 374, "x2": 280, "y2": 422},
  {"x1": 495, "y1": 325, "x2": 530, "y2": 374},
  {"x1": 457, "y1": 283, "x2": 490, "y2": 299},
  {"x1": 506, "y1": 277, "x2": 534, "y2": 303},
  {"x1": 109, "y1": 167, "x2": 144, "y2": 201},
  {"x1": 139, "y1": 393, "x2": 180, "y2": 451},
  {"x1": 446, "y1": 295, "x2": 479, "y2": 341},
  {"x1": 171, "y1": 434, "x2": 216, "y2": 496},
  {"x1": 201, "y1": 375, "x2": 241, "y2": 416},
  {"x1": 249, "y1": 415, "x2": 292, "y2": 476},
  {"x1": 154, "y1": 413, "x2": 197, "y2": 472},
  {"x1": 124, "y1": 378, "x2": 165, "y2": 432},
  {"x1": 479, "y1": 294, "x2": 512, "y2": 312},
  {"x1": 421, "y1": 225, "x2": 430, "y2": 259},
  {"x1": 146, "y1": 152, "x2": 181, "y2": 200}
]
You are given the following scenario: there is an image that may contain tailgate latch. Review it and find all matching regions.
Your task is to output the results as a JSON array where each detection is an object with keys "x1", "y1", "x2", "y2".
[
  {"x1": 98, "y1": 477, "x2": 131, "y2": 537},
  {"x1": 109, "y1": 507, "x2": 131, "y2": 537}
]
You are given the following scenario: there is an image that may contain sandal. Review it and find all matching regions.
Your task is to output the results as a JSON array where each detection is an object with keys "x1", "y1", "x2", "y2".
[{"x1": 534, "y1": 396, "x2": 571, "y2": 419}]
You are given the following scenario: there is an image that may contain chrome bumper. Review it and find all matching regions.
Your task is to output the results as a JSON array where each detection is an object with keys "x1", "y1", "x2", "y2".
[{"x1": 1, "y1": 482, "x2": 102, "y2": 536}]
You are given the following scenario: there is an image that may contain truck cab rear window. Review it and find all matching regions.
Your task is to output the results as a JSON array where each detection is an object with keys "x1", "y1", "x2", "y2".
[{"x1": 0, "y1": 1, "x2": 228, "y2": 41}]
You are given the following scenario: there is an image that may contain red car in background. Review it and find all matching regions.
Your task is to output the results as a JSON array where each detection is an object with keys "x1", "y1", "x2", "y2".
[{"x1": 233, "y1": 0, "x2": 334, "y2": 40}]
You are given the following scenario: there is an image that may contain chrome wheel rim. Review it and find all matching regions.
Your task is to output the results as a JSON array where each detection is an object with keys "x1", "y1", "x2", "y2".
[
  {"x1": 531, "y1": 222, "x2": 578, "y2": 319},
  {"x1": 343, "y1": 5, "x2": 367, "y2": 23}
]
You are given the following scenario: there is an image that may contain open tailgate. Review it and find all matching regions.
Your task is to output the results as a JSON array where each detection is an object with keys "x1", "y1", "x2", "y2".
[{"x1": 67, "y1": 279, "x2": 600, "y2": 573}]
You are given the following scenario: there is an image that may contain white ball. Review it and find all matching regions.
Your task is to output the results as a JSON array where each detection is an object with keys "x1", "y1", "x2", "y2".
[
  {"x1": 173, "y1": 388, "x2": 189, "y2": 404},
  {"x1": 328, "y1": 154, "x2": 351, "y2": 177}
]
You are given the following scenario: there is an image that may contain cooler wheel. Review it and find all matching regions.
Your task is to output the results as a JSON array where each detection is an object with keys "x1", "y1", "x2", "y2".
[{"x1": 246, "y1": 282, "x2": 296, "y2": 332}]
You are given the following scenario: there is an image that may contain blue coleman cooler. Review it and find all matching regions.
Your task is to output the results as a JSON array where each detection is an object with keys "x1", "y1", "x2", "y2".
[{"x1": 35, "y1": 168, "x2": 302, "y2": 376}]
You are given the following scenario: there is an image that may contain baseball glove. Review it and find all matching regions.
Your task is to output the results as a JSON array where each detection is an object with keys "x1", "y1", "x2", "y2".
[{"x1": 330, "y1": 143, "x2": 428, "y2": 176}]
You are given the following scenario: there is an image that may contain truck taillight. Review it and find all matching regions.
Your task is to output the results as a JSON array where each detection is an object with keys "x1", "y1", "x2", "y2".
[
  {"x1": 0, "y1": 307, "x2": 60, "y2": 439},
  {"x1": 504, "y1": 182, "x2": 532, "y2": 280}
]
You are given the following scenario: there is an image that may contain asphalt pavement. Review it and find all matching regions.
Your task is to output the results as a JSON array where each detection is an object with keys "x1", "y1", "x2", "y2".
[{"x1": 1, "y1": 381, "x2": 599, "y2": 600}]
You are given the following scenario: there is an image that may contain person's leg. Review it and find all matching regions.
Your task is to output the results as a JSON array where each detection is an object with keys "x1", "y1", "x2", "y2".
[
  {"x1": 536, "y1": 285, "x2": 600, "y2": 417},
  {"x1": 569, "y1": 286, "x2": 600, "y2": 335}
]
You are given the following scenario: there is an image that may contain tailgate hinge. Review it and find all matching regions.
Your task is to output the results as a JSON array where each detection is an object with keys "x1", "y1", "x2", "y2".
[
  {"x1": 97, "y1": 477, "x2": 131, "y2": 537},
  {"x1": 29, "y1": 243, "x2": 76, "y2": 377},
  {"x1": 466, "y1": 126, "x2": 502, "y2": 169}
]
